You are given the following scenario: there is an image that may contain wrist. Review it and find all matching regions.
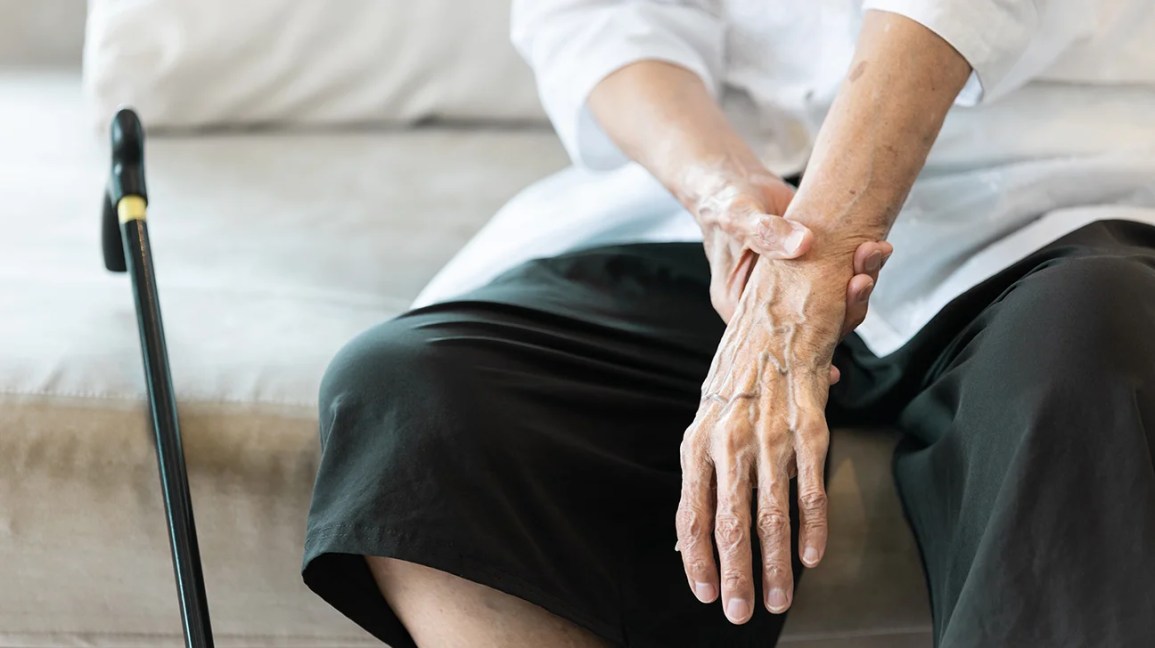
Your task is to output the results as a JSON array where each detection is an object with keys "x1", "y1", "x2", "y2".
[
  {"x1": 658, "y1": 135, "x2": 772, "y2": 214},
  {"x1": 677, "y1": 160, "x2": 760, "y2": 208},
  {"x1": 746, "y1": 252, "x2": 850, "y2": 300},
  {"x1": 740, "y1": 256, "x2": 848, "y2": 346},
  {"x1": 782, "y1": 192, "x2": 889, "y2": 260}
]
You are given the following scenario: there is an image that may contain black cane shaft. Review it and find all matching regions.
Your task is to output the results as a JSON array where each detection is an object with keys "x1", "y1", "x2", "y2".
[{"x1": 121, "y1": 217, "x2": 215, "y2": 648}]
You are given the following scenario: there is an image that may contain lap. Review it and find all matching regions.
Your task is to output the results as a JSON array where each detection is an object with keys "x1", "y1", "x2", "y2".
[
  {"x1": 304, "y1": 243, "x2": 803, "y2": 647},
  {"x1": 304, "y1": 221, "x2": 1155, "y2": 647}
]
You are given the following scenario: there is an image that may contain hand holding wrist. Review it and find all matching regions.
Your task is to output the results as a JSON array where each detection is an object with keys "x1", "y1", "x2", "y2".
[{"x1": 781, "y1": 189, "x2": 890, "y2": 262}]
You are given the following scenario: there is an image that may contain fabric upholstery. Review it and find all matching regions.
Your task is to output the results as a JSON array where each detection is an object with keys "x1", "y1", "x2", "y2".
[{"x1": 0, "y1": 71, "x2": 930, "y2": 647}]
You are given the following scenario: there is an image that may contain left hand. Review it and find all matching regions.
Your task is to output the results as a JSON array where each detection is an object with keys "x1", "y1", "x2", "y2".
[
  {"x1": 690, "y1": 171, "x2": 891, "y2": 344},
  {"x1": 674, "y1": 245, "x2": 854, "y2": 625}
]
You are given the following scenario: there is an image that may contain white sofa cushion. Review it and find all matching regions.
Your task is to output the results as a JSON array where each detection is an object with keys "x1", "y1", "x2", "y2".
[{"x1": 83, "y1": 0, "x2": 546, "y2": 129}]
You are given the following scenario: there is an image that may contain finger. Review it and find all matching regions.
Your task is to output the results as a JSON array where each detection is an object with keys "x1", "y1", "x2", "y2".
[
  {"x1": 677, "y1": 433, "x2": 720, "y2": 605},
  {"x1": 712, "y1": 433, "x2": 756, "y2": 624},
  {"x1": 828, "y1": 364, "x2": 841, "y2": 385},
  {"x1": 746, "y1": 215, "x2": 814, "y2": 260},
  {"x1": 880, "y1": 240, "x2": 895, "y2": 264},
  {"x1": 710, "y1": 277, "x2": 737, "y2": 324},
  {"x1": 853, "y1": 241, "x2": 893, "y2": 281},
  {"x1": 840, "y1": 275, "x2": 875, "y2": 338},
  {"x1": 795, "y1": 412, "x2": 831, "y2": 570},
  {"x1": 756, "y1": 449, "x2": 795, "y2": 614}
]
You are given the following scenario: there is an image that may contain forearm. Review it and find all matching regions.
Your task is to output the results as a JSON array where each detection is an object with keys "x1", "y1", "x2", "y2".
[
  {"x1": 587, "y1": 61, "x2": 767, "y2": 212},
  {"x1": 785, "y1": 10, "x2": 972, "y2": 254}
]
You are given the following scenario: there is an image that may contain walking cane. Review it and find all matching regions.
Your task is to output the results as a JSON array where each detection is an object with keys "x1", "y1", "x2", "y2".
[{"x1": 101, "y1": 108, "x2": 215, "y2": 648}]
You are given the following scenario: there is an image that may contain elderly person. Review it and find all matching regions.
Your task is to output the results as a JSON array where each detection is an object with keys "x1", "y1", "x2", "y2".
[{"x1": 302, "y1": 1, "x2": 1155, "y2": 646}]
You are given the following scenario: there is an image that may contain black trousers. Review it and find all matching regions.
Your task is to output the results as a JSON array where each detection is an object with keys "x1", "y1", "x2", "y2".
[{"x1": 303, "y1": 220, "x2": 1155, "y2": 647}]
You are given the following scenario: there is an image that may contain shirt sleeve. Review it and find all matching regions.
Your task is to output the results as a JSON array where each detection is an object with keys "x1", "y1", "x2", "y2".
[
  {"x1": 862, "y1": 0, "x2": 1094, "y2": 106},
  {"x1": 512, "y1": 0, "x2": 725, "y2": 169}
]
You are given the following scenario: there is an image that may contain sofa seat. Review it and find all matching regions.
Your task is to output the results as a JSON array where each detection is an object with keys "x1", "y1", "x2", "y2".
[{"x1": 0, "y1": 71, "x2": 930, "y2": 647}]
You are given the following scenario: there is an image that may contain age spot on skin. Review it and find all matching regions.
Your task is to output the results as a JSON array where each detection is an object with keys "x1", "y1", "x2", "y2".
[{"x1": 848, "y1": 60, "x2": 868, "y2": 83}]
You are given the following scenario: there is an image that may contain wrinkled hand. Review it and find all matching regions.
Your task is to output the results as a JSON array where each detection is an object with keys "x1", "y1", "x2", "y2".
[
  {"x1": 692, "y1": 172, "x2": 891, "y2": 346},
  {"x1": 676, "y1": 249, "x2": 854, "y2": 625}
]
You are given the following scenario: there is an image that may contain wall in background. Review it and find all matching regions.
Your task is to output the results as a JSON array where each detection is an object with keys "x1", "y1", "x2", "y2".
[{"x1": 0, "y1": 0, "x2": 86, "y2": 67}]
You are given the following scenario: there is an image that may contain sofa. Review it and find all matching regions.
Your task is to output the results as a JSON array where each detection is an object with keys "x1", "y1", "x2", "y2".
[{"x1": 0, "y1": 3, "x2": 931, "y2": 646}]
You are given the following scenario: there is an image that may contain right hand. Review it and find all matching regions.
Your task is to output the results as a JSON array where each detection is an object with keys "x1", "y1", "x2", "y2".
[
  {"x1": 677, "y1": 243, "x2": 856, "y2": 623},
  {"x1": 689, "y1": 170, "x2": 892, "y2": 343}
]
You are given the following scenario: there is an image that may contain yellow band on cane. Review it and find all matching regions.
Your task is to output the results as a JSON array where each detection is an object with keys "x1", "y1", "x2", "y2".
[{"x1": 117, "y1": 196, "x2": 148, "y2": 224}]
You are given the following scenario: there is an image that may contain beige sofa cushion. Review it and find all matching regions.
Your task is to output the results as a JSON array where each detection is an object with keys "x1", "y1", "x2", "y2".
[{"x1": 0, "y1": 71, "x2": 929, "y2": 647}]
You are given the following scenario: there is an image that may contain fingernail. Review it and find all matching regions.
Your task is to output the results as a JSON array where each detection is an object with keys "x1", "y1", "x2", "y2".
[
  {"x1": 865, "y1": 251, "x2": 883, "y2": 273},
  {"x1": 803, "y1": 546, "x2": 821, "y2": 566},
  {"x1": 767, "y1": 588, "x2": 789, "y2": 613},
  {"x1": 784, "y1": 228, "x2": 806, "y2": 255},
  {"x1": 694, "y1": 581, "x2": 718, "y2": 603},
  {"x1": 726, "y1": 598, "x2": 752, "y2": 623},
  {"x1": 857, "y1": 283, "x2": 874, "y2": 303}
]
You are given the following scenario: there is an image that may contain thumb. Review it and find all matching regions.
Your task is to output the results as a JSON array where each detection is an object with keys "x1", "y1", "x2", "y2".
[{"x1": 749, "y1": 215, "x2": 814, "y2": 259}]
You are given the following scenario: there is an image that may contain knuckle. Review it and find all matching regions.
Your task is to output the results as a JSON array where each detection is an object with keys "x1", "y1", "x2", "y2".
[
  {"x1": 762, "y1": 560, "x2": 792, "y2": 583},
  {"x1": 687, "y1": 558, "x2": 712, "y2": 577},
  {"x1": 696, "y1": 204, "x2": 719, "y2": 225},
  {"x1": 753, "y1": 221, "x2": 778, "y2": 243},
  {"x1": 728, "y1": 193, "x2": 757, "y2": 214},
  {"x1": 675, "y1": 506, "x2": 708, "y2": 540},
  {"x1": 678, "y1": 438, "x2": 698, "y2": 464},
  {"x1": 680, "y1": 435, "x2": 712, "y2": 468},
  {"x1": 762, "y1": 558, "x2": 791, "y2": 575},
  {"x1": 721, "y1": 568, "x2": 750, "y2": 587},
  {"x1": 714, "y1": 514, "x2": 747, "y2": 550},
  {"x1": 799, "y1": 490, "x2": 828, "y2": 516},
  {"x1": 798, "y1": 429, "x2": 830, "y2": 457},
  {"x1": 755, "y1": 509, "x2": 790, "y2": 539},
  {"x1": 679, "y1": 436, "x2": 697, "y2": 454},
  {"x1": 721, "y1": 429, "x2": 755, "y2": 458},
  {"x1": 719, "y1": 209, "x2": 741, "y2": 230},
  {"x1": 759, "y1": 429, "x2": 791, "y2": 454},
  {"x1": 803, "y1": 518, "x2": 829, "y2": 537}
]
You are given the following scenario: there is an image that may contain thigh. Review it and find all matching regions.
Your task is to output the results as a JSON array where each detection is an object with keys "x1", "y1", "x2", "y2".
[
  {"x1": 899, "y1": 220, "x2": 1155, "y2": 454},
  {"x1": 304, "y1": 243, "x2": 801, "y2": 647},
  {"x1": 888, "y1": 221, "x2": 1155, "y2": 645}
]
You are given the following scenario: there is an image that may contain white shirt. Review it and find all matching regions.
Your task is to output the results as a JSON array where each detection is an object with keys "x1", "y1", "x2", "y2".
[{"x1": 414, "y1": 0, "x2": 1155, "y2": 356}]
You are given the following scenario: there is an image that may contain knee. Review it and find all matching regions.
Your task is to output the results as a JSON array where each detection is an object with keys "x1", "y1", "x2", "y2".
[
  {"x1": 318, "y1": 315, "x2": 474, "y2": 439},
  {"x1": 317, "y1": 312, "x2": 516, "y2": 462},
  {"x1": 322, "y1": 317, "x2": 432, "y2": 408}
]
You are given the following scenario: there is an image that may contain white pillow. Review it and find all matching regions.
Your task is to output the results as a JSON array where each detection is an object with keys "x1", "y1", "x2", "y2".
[{"x1": 83, "y1": 0, "x2": 546, "y2": 129}]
